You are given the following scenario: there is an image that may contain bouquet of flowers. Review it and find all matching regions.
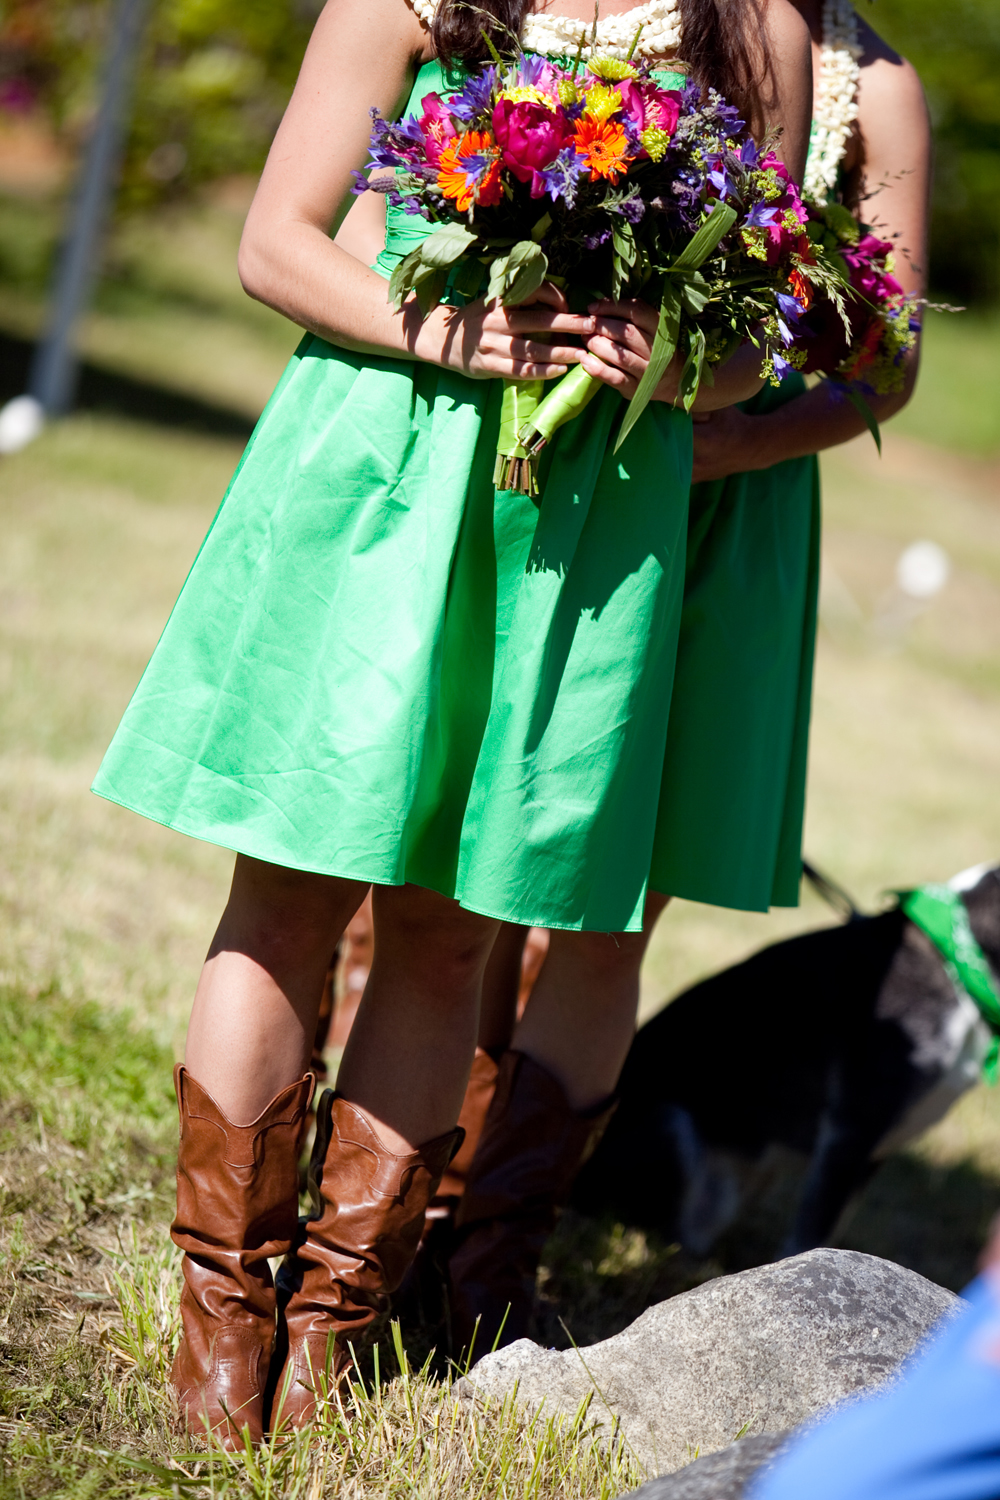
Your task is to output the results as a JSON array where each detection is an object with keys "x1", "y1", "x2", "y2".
[{"x1": 356, "y1": 41, "x2": 829, "y2": 494}]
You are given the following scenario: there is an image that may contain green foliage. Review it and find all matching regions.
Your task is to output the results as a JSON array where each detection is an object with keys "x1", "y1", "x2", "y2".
[
  {"x1": 875, "y1": 0, "x2": 1000, "y2": 301},
  {"x1": 0, "y1": 0, "x2": 322, "y2": 208}
]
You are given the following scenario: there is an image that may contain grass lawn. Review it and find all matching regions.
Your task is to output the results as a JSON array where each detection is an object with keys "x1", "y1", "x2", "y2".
[{"x1": 1, "y1": 191, "x2": 1000, "y2": 1494}]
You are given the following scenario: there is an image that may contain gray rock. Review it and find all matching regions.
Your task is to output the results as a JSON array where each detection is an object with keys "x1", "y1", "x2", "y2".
[
  {"x1": 458, "y1": 1249, "x2": 959, "y2": 1476},
  {"x1": 628, "y1": 1432, "x2": 790, "y2": 1500}
]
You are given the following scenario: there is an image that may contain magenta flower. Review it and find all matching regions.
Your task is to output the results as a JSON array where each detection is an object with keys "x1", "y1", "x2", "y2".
[
  {"x1": 492, "y1": 98, "x2": 571, "y2": 197},
  {"x1": 419, "y1": 93, "x2": 458, "y2": 166},
  {"x1": 618, "y1": 79, "x2": 681, "y2": 137}
]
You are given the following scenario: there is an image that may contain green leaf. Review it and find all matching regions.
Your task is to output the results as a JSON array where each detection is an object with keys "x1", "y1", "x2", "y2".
[
  {"x1": 419, "y1": 221, "x2": 479, "y2": 270},
  {"x1": 677, "y1": 326, "x2": 706, "y2": 412},
  {"x1": 452, "y1": 255, "x2": 487, "y2": 300},
  {"x1": 670, "y1": 201, "x2": 739, "y2": 274},
  {"x1": 412, "y1": 263, "x2": 449, "y2": 316},
  {"x1": 388, "y1": 245, "x2": 428, "y2": 310},
  {"x1": 501, "y1": 239, "x2": 549, "y2": 305},
  {"x1": 845, "y1": 386, "x2": 883, "y2": 455},
  {"x1": 678, "y1": 272, "x2": 710, "y2": 316},
  {"x1": 614, "y1": 283, "x2": 681, "y2": 453},
  {"x1": 487, "y1": 251, "x2": 513, "y2": 303},
  {"x1": 612, "y1": 219, "x2": 637, "y2": 268}
]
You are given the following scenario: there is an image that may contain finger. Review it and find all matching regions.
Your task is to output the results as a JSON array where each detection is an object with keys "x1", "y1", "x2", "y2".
[
  {"x1": 580, "y1": 350, "x2": 638, "y2": 398},
  {"x1": 503, "y1": 308, "x2": 596, "y2": 335},
  {"x1": 507, "y1": 338, "x2": 589, "y2": 365},
  {"x1": 590, "y1": 317, "x2": 652, "y2": 353},
  {"x1": 588, "y1": 298, "x2": 658, "y2": 335},
  {"x1": 525, "y1": 281, "x2": 570, "y2": 312},
  {"x1": 586, "y1": 334, "x2": 648, "y2": 377}
]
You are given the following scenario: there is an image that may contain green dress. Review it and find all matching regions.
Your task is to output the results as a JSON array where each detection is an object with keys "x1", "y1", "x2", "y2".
[
  {"x1": 650, "y1": 376, "x2": 819, "y2": 911},
  {"x1": 92, "y1": 58, "x2": 817, "y2": 930}
]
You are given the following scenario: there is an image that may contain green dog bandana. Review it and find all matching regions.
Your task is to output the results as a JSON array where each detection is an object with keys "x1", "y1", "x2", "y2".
[{"x1": 899, "y1": 883, "x2": 1000, "y2": 1084}]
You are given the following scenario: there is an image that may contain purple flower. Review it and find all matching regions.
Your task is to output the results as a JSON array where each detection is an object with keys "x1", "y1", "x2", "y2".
[
  {"x1": 584, "y1": 226, "x2": 612, "y2": 250},
  {"x1": 744, "y1": 200, "x2": 779, "y2": 228},
  {"x1": 538, "y1": 146, "x2": 585, "y2": 207},
  {"x1": 771, "y1": 351, "x2": 794, "y2": 379},
  {"x1": 776, "y1": 291, "x2": 806, "y2": 325},
  {"x1": 449, "y1": 66, "x2": 498, "y2": 122},
  {"x1": 612, "y1": 194, "x2": 646, "y2": 223}
]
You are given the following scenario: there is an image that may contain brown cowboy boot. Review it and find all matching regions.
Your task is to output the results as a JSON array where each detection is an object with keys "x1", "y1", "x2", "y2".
[
  {"x1": 272, "y1": 1091, "x2": 462, "y2": 1429},
  {"x1": 391, "y1": 1048, "x2": 501, "y2": 1350},
  {"x1": 170, "y1": 1065, "x2": 314, "y2": 1448},
  {"x1": 448, "y1": 1050, "x2": 617, "y2": 1364}
]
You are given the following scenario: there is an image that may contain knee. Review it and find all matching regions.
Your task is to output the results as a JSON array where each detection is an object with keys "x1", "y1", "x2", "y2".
[
  {"x1": 553, "y1": 928, "x2": 648, "y2": 982},
  {"x1": 374, "y1": 885, "x2": 498, "y2": 997},
  {"x1": 221, "y1": 860, "x2": 360, "y2": 971}
]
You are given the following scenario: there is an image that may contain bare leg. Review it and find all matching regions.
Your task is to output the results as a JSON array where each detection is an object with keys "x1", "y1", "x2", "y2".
[
  {"x1": 512, "y1": 891, "x2": 671, "y2": 1109},
  {"x1": 185, "y1": 856, "x2": 368, "y2": 1124},
  {"x1": 337, "y1": 882, "x2": 500, "y2": 1151},
  {"x1": 477, "y1": 922, "x2": 530, "y2": 1055}
]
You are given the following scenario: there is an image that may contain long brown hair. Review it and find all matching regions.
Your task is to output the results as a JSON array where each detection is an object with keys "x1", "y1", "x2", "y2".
[{"x1": 432, "y1": 1, "x2": 768, "y2": 118}]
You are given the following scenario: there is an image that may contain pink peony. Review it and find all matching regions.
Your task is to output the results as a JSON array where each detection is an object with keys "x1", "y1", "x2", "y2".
[
  {"x1": 419, "y1": 93, "x2": 457, "y2": 165},
  {"x1": 492, "y1": 98, "x2": 571, "y2": 197}
]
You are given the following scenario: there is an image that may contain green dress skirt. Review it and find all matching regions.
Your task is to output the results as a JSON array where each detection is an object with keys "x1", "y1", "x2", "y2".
[
  {"x1": 651, "y1": 378, "x2": 820, "y2": 912},
  {"x1": 93, "y1": 59, "x2": 817, "y2": 932}
]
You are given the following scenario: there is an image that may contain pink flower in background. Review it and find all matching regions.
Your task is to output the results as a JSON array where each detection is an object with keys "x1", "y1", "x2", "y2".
[{"x1": 492, "y1": 97, "x2": 570, "y2": 196}]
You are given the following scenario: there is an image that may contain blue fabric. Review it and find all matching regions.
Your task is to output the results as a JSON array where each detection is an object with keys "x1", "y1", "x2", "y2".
[{"x1": 751, "y1": 1274, "x2": 1000, "y2": 1500}]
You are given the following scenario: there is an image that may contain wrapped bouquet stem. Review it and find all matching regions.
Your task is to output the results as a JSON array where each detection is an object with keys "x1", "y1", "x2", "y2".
[{"x1": 495, "y1": 368, "x2": 602, "y2": 495}]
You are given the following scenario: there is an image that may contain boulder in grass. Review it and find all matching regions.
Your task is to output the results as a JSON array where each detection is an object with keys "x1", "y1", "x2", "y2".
[
  {"x1": 457, "y1": 1248, "x2": 959, "y2": 1476},
  {"x1": 625, "y1": 1432, "x2": 790, "y2": 1500}
]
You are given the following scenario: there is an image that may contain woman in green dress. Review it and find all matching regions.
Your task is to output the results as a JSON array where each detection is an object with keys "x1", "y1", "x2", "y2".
[
  {"x1": 92, "y1": 0, "x2": 811, "y2": 1443},
  {"x1": 442, "y1": 0, "x2": 931, "y2": 1357}
]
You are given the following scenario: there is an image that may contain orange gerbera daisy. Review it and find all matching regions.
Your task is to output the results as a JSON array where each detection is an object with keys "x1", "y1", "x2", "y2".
[
  {"x1": 574, "y1": 116, "x2": 632, "y2": 183},
  {"x1": 788, "y1": 267, "x2": 814, "y2": 311},
  {"x1": 437, "y1": 130, "x2": 503, "y2": 212}
]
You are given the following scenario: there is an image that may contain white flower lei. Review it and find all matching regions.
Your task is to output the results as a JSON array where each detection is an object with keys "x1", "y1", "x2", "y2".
[
  {"x1": 803, "y1": 0, "x2": 861, "y2": 203},
  {"x1": 407, "y1": 0, "x2": 683, "y2": 60}
]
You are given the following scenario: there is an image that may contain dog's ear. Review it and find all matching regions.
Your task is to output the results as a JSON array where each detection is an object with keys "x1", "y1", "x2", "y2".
[{"x1": 962, "y1": 868, "x2": 1000, "y2": 972}]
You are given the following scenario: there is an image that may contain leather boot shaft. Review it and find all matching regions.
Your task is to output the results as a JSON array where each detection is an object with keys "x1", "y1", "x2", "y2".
[
  {"x1": 434, "y1": 1047, "x2": 500, "y2": 1206},
  {"x1": 171, "y1": 1065, "x2": 313, "y2": 1447},
  {"x1": 449, "y1": 1050, "x2": 617, "y2": 1363},
  {"x1": 273, "y1": 1092, "x2": 462, "y2": 1429}
]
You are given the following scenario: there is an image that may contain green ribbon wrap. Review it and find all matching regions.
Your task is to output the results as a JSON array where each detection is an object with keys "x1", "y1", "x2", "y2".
[
  {"x1": 494, "y1": 378, "x2": 545, "y2": 495},
  {"x1": 494, "y1": 369, "x2": 604, "y2": 495},
  {"x1": 899, "y1": 883, "x2": 1000, "y2": 1083}
]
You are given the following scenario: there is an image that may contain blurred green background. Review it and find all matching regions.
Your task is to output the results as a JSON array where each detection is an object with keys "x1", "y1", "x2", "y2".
[{"x1": 1, "y1": 0, "x2": 999, "y2": 297}]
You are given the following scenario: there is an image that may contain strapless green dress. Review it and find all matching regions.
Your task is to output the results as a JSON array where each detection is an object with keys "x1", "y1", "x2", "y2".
[{"x1": 93, "y1": 58, "x2": 695, "y2": 935}]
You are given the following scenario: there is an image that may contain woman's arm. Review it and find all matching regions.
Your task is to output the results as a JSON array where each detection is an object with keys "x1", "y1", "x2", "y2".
[
  {"x1": 691, "y1": 30, "x2": 932, "y2": 481},
  {"x1": 238, "y1": 0, "x2": 594, "y2": 381}
]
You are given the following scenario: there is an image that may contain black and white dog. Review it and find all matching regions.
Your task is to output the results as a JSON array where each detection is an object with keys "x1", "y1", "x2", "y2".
[{"x1": 573, "y1": 863, "x2": 1000, "y2": 1258}]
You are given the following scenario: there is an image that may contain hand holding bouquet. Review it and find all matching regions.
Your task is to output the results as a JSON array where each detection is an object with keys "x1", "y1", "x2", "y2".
[{"x1": 356, "y1": 39, "x2": 830, "y2": 495}]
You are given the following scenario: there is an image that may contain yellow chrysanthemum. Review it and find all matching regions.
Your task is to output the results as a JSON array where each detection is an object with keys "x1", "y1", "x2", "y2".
[
  {"x1": 557, "y1": 78, "x2": 582, "y2": 107},
  {"x1": 583, "y1": 83, "x2": 623, "y2": 122},
  {"x1": 587, "y1": 56, "x2": 640, "y2": 82},
  {"x1": 499, "y1": 84, "x2": 556, "y2": 109},
  {"x1": 640, "y1": 125, "x2": 670, "y2": 162}
]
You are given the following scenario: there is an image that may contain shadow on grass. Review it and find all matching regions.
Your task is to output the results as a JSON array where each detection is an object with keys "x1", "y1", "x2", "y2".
[
  {"x1": 0, "y1": 330, "x2": 256, "y2": 441},
  {"x1": 536, "y1": 1147, "x2": 1000, "y2": 1351}
]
